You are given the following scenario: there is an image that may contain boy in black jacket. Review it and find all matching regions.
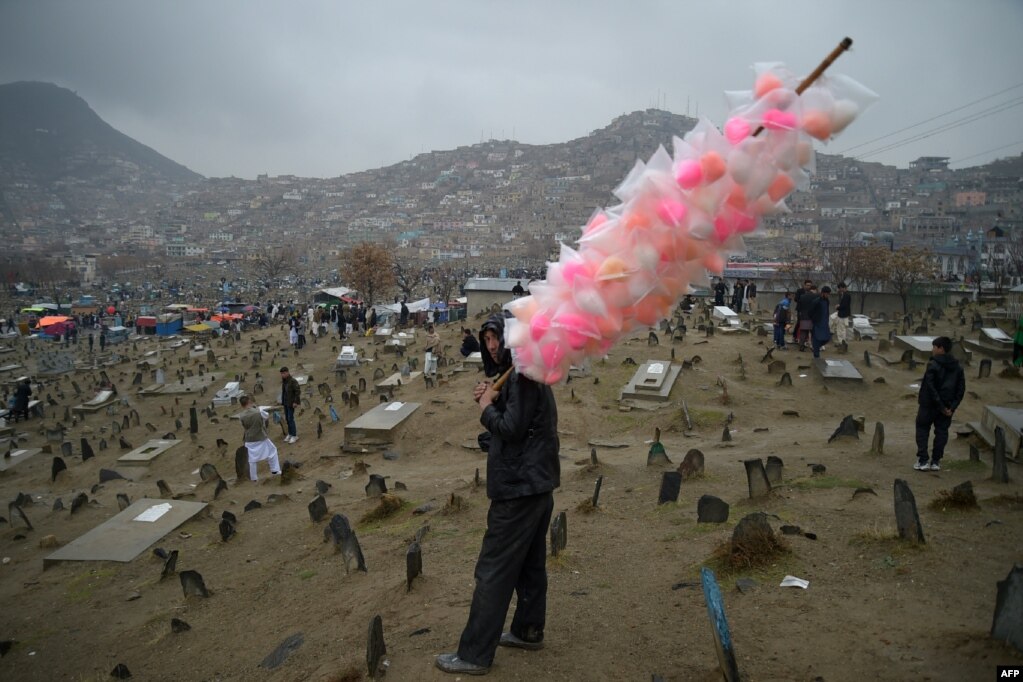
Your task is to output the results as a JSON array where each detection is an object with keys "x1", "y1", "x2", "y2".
[{"x1": 914, "y1": 336, "x2": 966, "y2": 471}]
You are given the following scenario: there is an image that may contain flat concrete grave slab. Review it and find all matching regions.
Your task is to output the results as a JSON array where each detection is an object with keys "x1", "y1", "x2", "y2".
[
  {"x1": 345, "y1": 401, "x2": 421, "y2": 443},
  {"x1": 336, "y1": 346, "x2": 359, "y2": 367},
  {"x1": 0, "y1": 447, "x2": 42, "y2": 473},
  {"x1": 969, "y1": 405, "x2": 1023, "y2": 458},
  {"x1": 0, "y1": 363, "x2": 24, "y2": 374},
  {"x1": 72, "y1": 390, "x2": 119, "y2": 415},
  {"x1": 376, "y1": 371, "x2": 421, "y2": 390},
  {"x1": 117, "y1": 439, "x2": 182, "y2": 466},
  {"x1": 894, "y1": 336, "x2": 936, "y2": 360},
  {"x1": 462, "y1": 352, "x2": 483, "y2": 366},
  {"x1": 0, "y1": 346, "x2": 14, "y2": 354},
  {"x1": 211, "y1": 381, "x2": 245, "y2": 406},
  {"x1": 139, "y1": 373, "x2": 218, "y2": 397},
  {"x1": 711, "y1": 306, "x2": 741, "y2": 327},
  {"x1": 620, "y1": 361, "x2": 681, "y2": 402},
  {"x1": 44, "y1": 497, "x2": 207, "y2": 567},
  {"x1": 852, "y1": 315, "x2": 878, "y2": 340},
  {"x1": 981, "y1": 327, "x2": 1013, "y2": 346},
  {"x1": 814, "y1": 358, "x2": 863, "y2": 383}
]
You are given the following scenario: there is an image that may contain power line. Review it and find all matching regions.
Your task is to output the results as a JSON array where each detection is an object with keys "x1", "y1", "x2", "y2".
[
  {"x1": 837, "y1": 80, "x2": 1023, "y2": 155},
  {"x1": 853, "y1": 96, "x2": 1023, "y2": 161},
  {"x1": 951, "y1": 139, "x2": 1023, "y2": 166}
]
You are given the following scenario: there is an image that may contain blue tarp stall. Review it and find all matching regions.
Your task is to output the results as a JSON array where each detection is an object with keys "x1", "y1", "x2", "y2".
[
  {"x1": 430, "y1": 300, "x2": 449, "y2": 323},
  {"x1": 155, "y1": 313, "x2": 184, "y2": 336}
]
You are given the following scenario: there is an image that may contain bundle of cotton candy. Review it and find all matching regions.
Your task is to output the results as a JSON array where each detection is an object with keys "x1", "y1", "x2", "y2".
[{"x1": 504, "y1": 62, "x2": 878, "y2": 384}]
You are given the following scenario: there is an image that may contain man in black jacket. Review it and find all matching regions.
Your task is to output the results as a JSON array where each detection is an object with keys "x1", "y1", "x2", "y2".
[
  {"x1": 914, "y1": 336, "x2": 966, "y2": 471},
  {"x1": 437, "y1": 314, "x2": 560, "y2": 676},
  {"x1": 459, "y1": 327, "x2": 481, "y2": 357}
]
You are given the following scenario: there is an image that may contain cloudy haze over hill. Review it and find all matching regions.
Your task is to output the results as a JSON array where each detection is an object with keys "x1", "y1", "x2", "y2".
[{"x1": 1, "y1": 1, "x2": 1022, "y2": 179}]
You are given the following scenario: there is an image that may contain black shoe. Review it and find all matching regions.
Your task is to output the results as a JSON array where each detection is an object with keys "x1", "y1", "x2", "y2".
[
  {"x1": 435, "y1": 653, "x2": 489, "y2": 676},
  {"x1": 499, "y1": 632, "x2": 544, "y2": 650}
]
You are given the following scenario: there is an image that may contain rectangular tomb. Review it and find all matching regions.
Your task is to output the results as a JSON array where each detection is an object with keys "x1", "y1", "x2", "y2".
[
  {"x1": 711, "y1": 306, "x2": 741, "y2": 327},
  {"x1": 345, "y1": 401, "x2": 421, "y2": 444},
  {"x1": 620, "y1": 361, "x2": 682, "y2": 402},
  {"x1": 814, "y1": 358, "x2": 864, "y2": 383},
  {"x1": 376, "y1": 371, "x2": 421, "y2": 391},
  {"x1": 116, "y1": 439, "x2": 182, "y2": 466},
  {"x1": 44, "y1": 498, "x2": 207, "y2": 567},
  {"x1": 0, "y1": 447, "x2": 42, "y2": 473},
  {"x1": 968, "y1": 405, "x2": 1023, "y2": 458},
  {"x1": 894, "y1": 335, "x2": 937, "y2": 361}
]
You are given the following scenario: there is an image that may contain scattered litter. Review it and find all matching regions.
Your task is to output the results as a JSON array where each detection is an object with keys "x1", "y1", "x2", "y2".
[
  {"x1": 798, "y1": 374, "x2": 807, "y2": 378},
  {"x1": 780, "y1": 575, "x2": 809, "y2": 589}
]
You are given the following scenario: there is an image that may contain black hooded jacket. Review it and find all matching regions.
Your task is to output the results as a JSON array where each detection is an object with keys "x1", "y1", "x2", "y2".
[
  {"x1": 479, "y1": 314, "x2": 560, "y2": 501},
  {"x1": 918, "y1": 353, "x2": 966, "y2": 412}
]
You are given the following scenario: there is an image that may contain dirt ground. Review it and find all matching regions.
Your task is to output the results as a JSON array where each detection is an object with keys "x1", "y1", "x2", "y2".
[{"x1": 0, "y1": 306, "x2": 1020, "y2": 681}]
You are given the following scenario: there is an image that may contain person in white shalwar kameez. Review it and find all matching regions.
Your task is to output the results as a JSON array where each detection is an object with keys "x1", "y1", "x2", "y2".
[{"x1": 238, "y1": 395, "x2": 281, "y2": 481}]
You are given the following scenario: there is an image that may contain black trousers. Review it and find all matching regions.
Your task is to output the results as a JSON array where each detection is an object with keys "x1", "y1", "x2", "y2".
[
  {"x1": 915, "y1": 404, "x2": 951, "y2": 463},
  {"x1": 457, "y1": 491, "x2": 554, "y2": 667}
]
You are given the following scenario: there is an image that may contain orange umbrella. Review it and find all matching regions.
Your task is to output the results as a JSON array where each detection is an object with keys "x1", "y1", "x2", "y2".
[{"x1": 38, "y1": 315, "x2": 70, "y2": 327}]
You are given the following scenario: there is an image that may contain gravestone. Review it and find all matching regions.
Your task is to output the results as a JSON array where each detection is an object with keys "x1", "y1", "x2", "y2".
[
  {"x1": 99, "y1": 438, "x2": 107, "y2": 451},
  {"x1": 764, "y1": 456, "x2": 784, "y2": 485},
  {"x1": 697, "y1": 495, "x2": 729, "y2": 523},
  {"x1": 970, "y1": 444, "x2": 980, "y2": 462},
  {"x1": 406, "y1": 541, "x2": 422, "y2": 592},
  {"x1": 367, "y1": 615, "x2": 386, "y2": 679},
  {"x1": 700, "y1": 567, "x2": 741, "y2": 682},
  {"x1": 993, "y1": 426, "x2": 1010, "y2": 483},
  {"x1": 51, "y1": 456, "x2": 67, "y2": 482},
  {"x1": 777, "y1": 372, "x2": 792, "y2": 387},
  {"x1": 721, "y1": 425, "x2": 732, "y2": 442},
  {"x1": 863, "y1": 350, "x2": 872, "y2": 368},
  {"x1": 894, "y1": 479, "x2": 925, "y2": 543},
  {"x1": 647, "y1": 428, "x2": 671, "y2": 465},
  {"x1": 308, "y1": 495, "x2": 328, "y2": 522},
  {"x1": 325, "y1": 513, "x2": 367, "y2": 574},
  {"x1": 162, "y1": 549, "x2": 178, "y2": 580},
  {"x1": 678, "y1": 449, "x2": 705, "y2": 481},
  {"x1": 235, "y1": 447, "x2": 248, "y2": 482},
  {"x1": 199, "y1": 463, "x2": 220, "y2": 482},
  {"x1": 219, "y1": 518, "x2": 235, "y2": 542},
  {"x1": 767, "y1": 360, "x2": 786, "y2": 374},
  {"x1": 260, "y1": 633, "x2": 304, "y2": 671},
  {"x1": 979, "y1": 359, "x2": 992, "y2": 379},
  {"x1": 117, "y1": 493, "x2": 131, "y2": 511},
  {"x1": 658, "y1": 472, "x2": 682, "y2": 504},
  {"x1": 189, "y1": 407, "x2": 198, "y2": 434},
  {"x1": 592, "y1": 475, "x2": 603, "y2": 508},
  {"x1": 550, "y1": 511, "x2": 567, "y2": 556},
  {"x1": 61, "y1": 441, "x2": 72, "y2": 458},
  {"x1": 365, "y1": 474, "x2": 388, "y2": 497},
  {"x1": 81, "y1": 438, "x2": 94, "y2": 461},
  {"x1": 180, "y1": 570, "x2": 209, "y2": 598},
  {"x1": 871, "y1": 422, "x2": 885, "y2": 455},
  {"x1": 743, "y1": 459, "x2": 771, "y2": 498},
  {"x1": 828, "y1": 415, "x2": 860, "y2": 442},
  {"x1": 991, "y1": 564, "x2": 1023, "y2": 653}
]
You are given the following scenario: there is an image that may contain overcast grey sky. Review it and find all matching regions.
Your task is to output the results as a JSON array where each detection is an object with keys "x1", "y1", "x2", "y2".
[{"x1": 2, "y1": 0, "x2": 1021, "y2": 179}]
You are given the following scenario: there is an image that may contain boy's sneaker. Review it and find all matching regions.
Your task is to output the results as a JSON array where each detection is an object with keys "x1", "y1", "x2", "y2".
[
  {"x1": 928, "y1": 462, "x2": 941, "y2": 471},
  {"x1": 290, "y1": 435, "x2": 299, "y2": 443},
  {"x1": 913, "y1": 461, "x2": 928, "y2": 471}
]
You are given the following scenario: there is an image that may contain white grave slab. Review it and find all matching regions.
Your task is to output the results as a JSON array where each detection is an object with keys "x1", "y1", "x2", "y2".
[
  {"x1": 376, "y1": 371, "x2": 421, "y2": 390},
  {"x1": 0, "y1": 447, "x2": 42, "y2": 472},
  {"x1": 852, "y1": 315, "x2": 878, "y2": 340},
  {"x1": 462, "y1": 352, "x2": 483, "y2": 366},
  {"x1": 44, "y1": 497, "x2": 207, "y2": 567},
  {"x1": 336, "y1": 346, "x2": 359, "y2": 367},
  {"x1": 814, "y1": 358, "x2": 864, "y2": 382},
  {"x1": 981, "y1": 327, "x2": 1013, "y2": 346},
  {"x1": 72, "y1": 390, "x2": 119, "y2": 414},
  {"x1": 711, "y1": 306, "x2": 741, "y2": 327},
  {"x1": 620, "y1": 360, "x2": 682, "y2": 402},
  {"x1": 345, "y1": 401, "x2": 421, "y2": 443},
  {"x1": 894, "y1": 335, "x2": 937, "y2": 361},
  {"x1": 211, "y1": 381, "x2": 245, "y2": 406},
  {"x1": 117, "y1": 439, "x2": 182, "y2": 466}
]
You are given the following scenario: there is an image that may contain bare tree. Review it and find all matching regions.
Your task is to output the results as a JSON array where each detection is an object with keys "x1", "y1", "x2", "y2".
[
  {"x1": 778, "y1": 243, "x2": 823, "y2": 293},
  {"x1": 252, "y1": 248, "x2": 296, "y2": 287},
  {"x1": 846, "y1": 244, "x2": 892, "y2": 313},
  {"x1": 393, "y1": 257, "x2": 428, "y2": 301},
  {"x1": 887, "y1": 246, "x2": 933, "y2": 314},
  {"x1": 342, "y1": 242, "x2": 394, "y2": 306},
  {"x1": 822, "y1": 242, "x2": 856, "y2": 288},
  {"x1": 431, "y1": 262, "x2": 464, "y2": 306}
]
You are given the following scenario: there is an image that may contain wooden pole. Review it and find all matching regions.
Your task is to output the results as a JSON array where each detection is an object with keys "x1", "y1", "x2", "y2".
[{"x1": 751, "y1": 37, "x2": 853, "y2": 137}]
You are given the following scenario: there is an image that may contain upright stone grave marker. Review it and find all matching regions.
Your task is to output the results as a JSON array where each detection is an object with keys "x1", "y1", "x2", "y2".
[
  {"x1": 658, "y1": 472, "x2": 682, "y2": 504},
  {"x1": 743, "y1": 459, "x2": 771, "y2": 498},
  {"x1": 893, "y1": 479, "x2": 925, "y2": 543}
]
